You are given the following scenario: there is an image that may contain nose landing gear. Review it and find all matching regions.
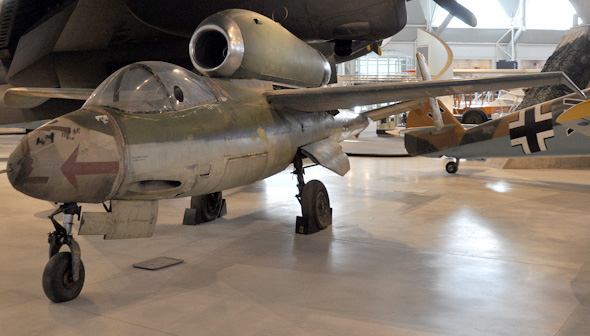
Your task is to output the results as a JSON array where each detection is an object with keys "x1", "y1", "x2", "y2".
[
  {"x1": 43, "y1": 203, "x2": 85, "y2": 303},
  {"x1": 293, "y1": 152, "x2": 332, "y2": 234}
]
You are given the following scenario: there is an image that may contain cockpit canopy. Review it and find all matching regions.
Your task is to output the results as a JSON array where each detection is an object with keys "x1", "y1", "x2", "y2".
[{"x1": 84, "y1": 61, "x2": 220, "y2": 114}]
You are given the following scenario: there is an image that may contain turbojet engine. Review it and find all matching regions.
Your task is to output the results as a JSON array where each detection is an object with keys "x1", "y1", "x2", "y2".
[{"x1": 189, "y1": 9, "x2": 332, "y2": 88}]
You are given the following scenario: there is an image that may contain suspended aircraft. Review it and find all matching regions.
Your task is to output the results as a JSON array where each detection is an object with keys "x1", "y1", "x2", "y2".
[
  {"x1": 0, "y1": 0, "x2": 476, "y2": 125},
  {"x1": 3, "y1": 9, "x2": 581, "y2": 303}
]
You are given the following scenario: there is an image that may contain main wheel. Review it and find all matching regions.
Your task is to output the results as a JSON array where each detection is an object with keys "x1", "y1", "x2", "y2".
[
  {"x1": 42, "y1": 252, "x2": 85, "y2": 303},
  {"x1": 191, "y1": 192, "x2": 223, "y2": 222},
  {"x1": 446, "y1": 161, "x2": 458, "y2": 174},
  {"x1": 461, "y1": 108, "x2": 487, "y2": 124},
  {"x1": 301, "y1": 180, "x2": 332, "y2": 230}
]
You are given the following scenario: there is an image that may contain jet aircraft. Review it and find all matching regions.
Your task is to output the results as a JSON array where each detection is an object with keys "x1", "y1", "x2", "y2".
[
  {"x1": 3, "y1": 9, "x2": 582, "y2": 303},
  {"x1": 403, "y1": 89, "x2": 590, "y2": 173},
  {"x1": 0, "y1": 0, "x2": 476, "y2": 126}
]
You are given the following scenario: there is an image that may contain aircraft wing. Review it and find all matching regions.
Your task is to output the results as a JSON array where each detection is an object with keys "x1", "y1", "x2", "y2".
[
  {"x1": 266, "y1": 72, "x2": 585, "y2": 113},
  {"x1": 4, "y1": 88, "x2": 94, "y2": 109}
]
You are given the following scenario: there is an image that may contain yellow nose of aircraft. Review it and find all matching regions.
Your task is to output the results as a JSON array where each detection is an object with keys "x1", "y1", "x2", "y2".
[{"x1": 7, "y1": 110, "x2": 124, "y2": 203}]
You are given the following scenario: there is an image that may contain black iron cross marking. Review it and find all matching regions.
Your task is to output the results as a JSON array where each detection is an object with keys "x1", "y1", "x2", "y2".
[{"x1": 509, "y1": 106, "x2": 554, "y2": 155}]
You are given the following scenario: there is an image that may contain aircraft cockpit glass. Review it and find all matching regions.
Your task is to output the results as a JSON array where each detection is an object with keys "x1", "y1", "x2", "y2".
[{"x1": 84, "y1": 62, "x2": 219, "y2": 114}]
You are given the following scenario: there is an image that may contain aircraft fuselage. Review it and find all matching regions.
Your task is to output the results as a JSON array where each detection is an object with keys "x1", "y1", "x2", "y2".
[{"x1": 7, "y1": 77, "x2": 368, "y2": 203}]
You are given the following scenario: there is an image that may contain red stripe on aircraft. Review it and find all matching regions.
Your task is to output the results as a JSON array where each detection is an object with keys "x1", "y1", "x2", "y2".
[{"x1": 60, "y1": 146, "x2": 119, "y2": 189}]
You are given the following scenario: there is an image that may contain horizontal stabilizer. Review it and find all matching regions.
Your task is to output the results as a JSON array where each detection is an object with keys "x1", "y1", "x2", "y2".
[
  {"x1": 300, "y1": 138, "x2": 350, "y2": 176},
  {"x1": 556, "y1": 100, "x2": 590, "y2": 136},
  {"x1": 266, "y1": 72, "x2": 585, "y2": 113},
  {"x1": 4, "y1": 87, "x2": 94, "y2": 108}
]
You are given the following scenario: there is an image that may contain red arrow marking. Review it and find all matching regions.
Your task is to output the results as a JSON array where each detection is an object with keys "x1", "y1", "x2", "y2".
[{"x1": 60, "y1": 146, "x2": 119, "y2": 190}]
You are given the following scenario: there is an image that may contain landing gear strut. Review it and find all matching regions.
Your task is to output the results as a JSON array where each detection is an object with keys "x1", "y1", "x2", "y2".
[
  {"x1": 43, "y1": 203, "x2": 85, "y2": 303},
  {"x1": 293, "y1": 152, "x2": 332, "y2": 234}
]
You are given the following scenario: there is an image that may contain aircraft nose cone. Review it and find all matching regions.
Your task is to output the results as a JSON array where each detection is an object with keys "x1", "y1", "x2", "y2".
[
  {"x1": 7, "y1": 140, "x2": 27, "y2": 188},
  {"x1": 7, "y1": 135, "x2": 52, "y2": 198},
  {"x1": 7, "y1": 110, "x2": 124, "y2": 203}
]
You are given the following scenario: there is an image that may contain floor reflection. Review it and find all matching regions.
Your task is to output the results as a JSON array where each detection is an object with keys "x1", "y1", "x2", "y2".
[{"x1": 443, "y1": 208, "x2": 505, "y2": 255}]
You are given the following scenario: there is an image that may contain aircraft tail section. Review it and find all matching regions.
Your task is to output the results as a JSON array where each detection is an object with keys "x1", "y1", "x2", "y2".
[
  {"x1": 556, "y1": 99, "x2": 590, "y2": 135},
  {"x1": 404, "y1": 100, "x2": 466, "y2": 156}
]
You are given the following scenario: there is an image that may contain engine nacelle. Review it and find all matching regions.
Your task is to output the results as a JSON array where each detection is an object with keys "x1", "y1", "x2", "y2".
[{"x1": 189, "y1": 9, "x2": 331, "y2": 88}]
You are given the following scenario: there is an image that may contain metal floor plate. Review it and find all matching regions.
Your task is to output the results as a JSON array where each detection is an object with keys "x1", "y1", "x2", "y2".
[{"x1": 133, "y1": 257, "x2": 184, "y2": 270}]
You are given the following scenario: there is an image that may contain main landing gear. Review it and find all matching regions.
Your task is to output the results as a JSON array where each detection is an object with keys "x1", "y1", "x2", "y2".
[
  {"x1": 293, "y1": 152, "x2": 332, "y2": 234},
  {"x1": 183, "y1": 192, "x2": 227, "y2": 225},
  {"x1": 43, "y1": 203, "x2": 85, "y2": 303}
]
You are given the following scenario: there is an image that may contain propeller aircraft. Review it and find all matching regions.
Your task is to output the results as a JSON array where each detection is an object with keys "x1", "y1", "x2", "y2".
[
  {"x1": 2, "y1": 9, "x2": 583, "y2": 303},
  {"x1": 403, "y1": 90, "x2": 590, "y2": 173}
]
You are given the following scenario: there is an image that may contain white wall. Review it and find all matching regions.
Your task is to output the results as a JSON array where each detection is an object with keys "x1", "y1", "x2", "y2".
[
  {"x1": 365, "y1": 30, "x2": 559, "y2": 72},
  {"x1": 448, "y1": 43, "x2": 496, "y2": 60},
  {"x1": 447, "y1": 42, "x2": 557, "y2": 68},
  {"x1": 382, "y1": 41, "x2": 415, "y2": 57},
  {"x1": 516, "y1": 44, "x2": 557, "y2": 60}
]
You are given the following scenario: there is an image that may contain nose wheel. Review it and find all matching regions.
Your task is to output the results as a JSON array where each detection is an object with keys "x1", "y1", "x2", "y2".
[
  {"x1": 43, "y1": 252, "x2": 85, "y2": 303},
  {"x1": 43, "y1": 203, "x2": 85, "y2": 303},
  {"x1": 293, "y1": 152, "x2": 332, "y2": 234}
]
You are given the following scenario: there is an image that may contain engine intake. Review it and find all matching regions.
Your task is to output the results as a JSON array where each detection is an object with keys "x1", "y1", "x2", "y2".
[{"x1": 190, "y1": 9, "x2": 331, "y2": 88}]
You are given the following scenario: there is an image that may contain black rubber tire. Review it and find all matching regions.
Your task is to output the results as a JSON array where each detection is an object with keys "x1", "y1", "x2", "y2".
[
  {"x1": 42, "y1": 252, "x2": 85, "y2": 303},
  {"x1": 301, "y1": 180, "x2": 332, "y2": 230},
  {"x1": 191, "y1": 192, "x2": 223, "y2": 222},
  {"x1": 461, "y1": 108, "x2": 488, "y2": 124},
  {"x1": 446, "y1": 161, "x2": 458, "y2": 174}
]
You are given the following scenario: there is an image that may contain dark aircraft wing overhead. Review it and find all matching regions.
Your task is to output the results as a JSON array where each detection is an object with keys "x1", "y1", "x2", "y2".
[{"x1": 266, "y1": 72, "x2": 586, "y2": 113}]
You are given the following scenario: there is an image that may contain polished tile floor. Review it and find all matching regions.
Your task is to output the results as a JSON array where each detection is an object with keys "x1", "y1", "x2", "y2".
[{"x1": 1, "y1": 132, "x2": 590, "y2": 336}]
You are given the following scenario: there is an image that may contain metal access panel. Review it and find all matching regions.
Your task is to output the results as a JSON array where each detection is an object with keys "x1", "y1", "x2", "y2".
[
  {"x1": 79, "y1": 200, "x2": 159, "y2": 239},
  {"x1": 301, "y1": 138, "x2": 350, "y2": 176},
  {"x1": 133, "y1": 257, "x2": 184, "y2": 270}
]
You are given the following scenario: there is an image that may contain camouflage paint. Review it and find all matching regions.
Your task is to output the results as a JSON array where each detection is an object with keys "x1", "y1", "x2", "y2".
[{"x1": 405, "y1": 89, "x2": 590, "y2": 159}]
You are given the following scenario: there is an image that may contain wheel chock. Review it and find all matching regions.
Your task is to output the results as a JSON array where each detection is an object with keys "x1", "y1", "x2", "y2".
[{"x1": 295, "y1": 216, "x2": 320, "y2": 235}]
